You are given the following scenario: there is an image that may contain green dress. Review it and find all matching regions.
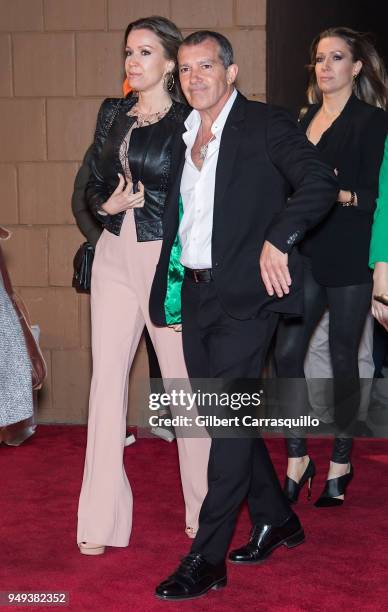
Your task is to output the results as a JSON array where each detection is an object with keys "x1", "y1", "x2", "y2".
[{"x1": 369, "y1": 135, "x2": 388, "y2": 268}]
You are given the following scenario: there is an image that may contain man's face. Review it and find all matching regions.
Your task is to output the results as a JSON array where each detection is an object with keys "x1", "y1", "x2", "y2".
[{"x1": 178, "y1": 39, "x2": 236, "y2": 112}]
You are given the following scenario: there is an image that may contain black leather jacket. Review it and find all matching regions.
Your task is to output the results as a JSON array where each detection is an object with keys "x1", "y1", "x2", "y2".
[
  {"x1": 71, "y1": 145, "x2": 102, "y2": 247},
  {"x1": 86, "y1": 95, "x2": 189, "y2": 241}
]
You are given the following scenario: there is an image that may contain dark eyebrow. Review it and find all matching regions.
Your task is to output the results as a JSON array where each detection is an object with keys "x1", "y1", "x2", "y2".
[
  {"x1": 316, "y1": 50, "x2": 345, "y2": 55},
  {"x1": 125, "y1": 44, "x2": 155, "y2": 51},
  {"x1": 178, "y1": 57, "x2": 217, "y2": 66}
]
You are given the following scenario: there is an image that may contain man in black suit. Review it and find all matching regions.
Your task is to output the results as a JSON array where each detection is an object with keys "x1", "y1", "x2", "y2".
[{"x1": 151, "y1": 31, "x2": 338, "y2": 601}]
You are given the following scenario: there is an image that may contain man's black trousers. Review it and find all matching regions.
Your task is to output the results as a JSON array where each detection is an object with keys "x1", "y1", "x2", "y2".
[{"x1": 181, "y1": 276, "x2": 291, "y2": 564}]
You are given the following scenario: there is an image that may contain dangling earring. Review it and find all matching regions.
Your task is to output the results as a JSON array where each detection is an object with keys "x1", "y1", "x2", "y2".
[
  {"x1": 164, "y1": 72, "x2": 175, "y2": 92},
  {"x1": 352, "y1": 72, "x2": 358, "y2": 90}
]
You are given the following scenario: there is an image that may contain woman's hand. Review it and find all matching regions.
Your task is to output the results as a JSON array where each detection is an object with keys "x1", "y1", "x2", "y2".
[
  {"x1": 101, "y1": 174, "x2": 145, "y2": 215},
  {"x1": 169, "y1": 324, "x2": 182, "y2": 332},
  {"x1": 372, "y1": 262, "x2": 388, "y2": 331},
  {"x1": 336, "y1": 189, "x2": 358, "y2": 206}
]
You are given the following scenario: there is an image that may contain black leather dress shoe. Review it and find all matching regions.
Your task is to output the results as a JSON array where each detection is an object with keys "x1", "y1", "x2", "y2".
[
  {"x1": 155, "y1": 553, "x2": 227, "y2": 601},
  {"x1": 228, "y1": 514, "x2": 305, "y2": 564}
]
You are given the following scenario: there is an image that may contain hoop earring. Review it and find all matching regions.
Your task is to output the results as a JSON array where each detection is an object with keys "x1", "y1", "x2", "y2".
[{"x1": 164, "y1": 72, "x2": 175, "y2": 92}]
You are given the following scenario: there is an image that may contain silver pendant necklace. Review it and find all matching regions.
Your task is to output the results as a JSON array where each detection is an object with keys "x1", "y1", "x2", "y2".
[{"x1": 199, "y1": 125, "x2": 215, "y2": 160}]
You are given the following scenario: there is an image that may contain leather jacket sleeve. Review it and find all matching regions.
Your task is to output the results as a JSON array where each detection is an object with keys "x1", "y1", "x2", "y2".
[
  {"x1": 71, "y1": 145, "x2": 102, "y2": 247},
  {"x1": 85, "y1": 98, "x2": 122, "y2": 227}
]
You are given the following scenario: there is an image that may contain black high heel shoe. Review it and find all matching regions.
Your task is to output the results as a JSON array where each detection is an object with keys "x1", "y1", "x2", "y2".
[
  {"x1": 314, "y1": 463, "x2": 354, "y2": 507},
  {"x1": 283, "y1": 458, "x2": 316, "y2": 504}
]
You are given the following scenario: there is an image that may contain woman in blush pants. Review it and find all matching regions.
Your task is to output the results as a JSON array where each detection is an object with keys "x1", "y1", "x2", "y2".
[{"x1": 77, "y1": 16, "x2": 210, "y2": 555}]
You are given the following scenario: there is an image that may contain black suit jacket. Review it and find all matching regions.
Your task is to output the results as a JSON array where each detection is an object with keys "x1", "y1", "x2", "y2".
[
  {"x1": 150, "y1": 92, "x2": 338, "y2": 324},
  {"x1": 299, "y1": 94, "x2": 388, "y2": 286}
]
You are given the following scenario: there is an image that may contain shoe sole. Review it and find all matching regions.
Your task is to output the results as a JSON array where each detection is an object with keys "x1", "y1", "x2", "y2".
[
  {"x1": 228, "y1": 529, "x2": 305, "y2": 565},
  {"x1": 314, "y1": 498, "x2": 344, "y2": 508},
  {"x1": 79, "y1": 545, "x2": 105, "y2": 556},
  {"x1": 155, "y1": 577, "x2": 227, "y2": 601}
]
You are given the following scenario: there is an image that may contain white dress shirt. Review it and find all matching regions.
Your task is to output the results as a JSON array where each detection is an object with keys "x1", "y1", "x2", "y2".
[{"x1": 179, "y1": 89, "x2": 238, "y2": 269}]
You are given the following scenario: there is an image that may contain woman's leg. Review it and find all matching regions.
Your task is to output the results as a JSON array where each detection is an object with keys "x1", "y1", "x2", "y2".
[
  {"x1": 144, "y1": 326, "x2": 175, "y2": 441},
  {"x1": 274, "y1": 258, "x2": 327, "y2": 480},
  {"x1": 304, "y1": 311, "x2": 374, "y2": 427},
  {"x1": 275, "y1": 260, "x2": 329, "y2": 376},
  {"x1": 327, "y1": 283, "x2": 372, "y2": 480},
  {"x1": 77, "y1": 223, "x2": 145, "y2": 547},
  {"x1": 148, "y1": 322, "x2": 211, "y2": 532},
  {"x1": 129, "y1": 224, "x2": 210, "y2": 534}
]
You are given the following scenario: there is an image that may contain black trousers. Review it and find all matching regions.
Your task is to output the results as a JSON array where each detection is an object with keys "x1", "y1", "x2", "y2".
[
  {"x1": 181, "y1": 276, "x2": 291, "y2": 565},
  {"x1": 373, "y1": 320, "x2": 388, "y2": 378},
  {"x1": 274, "y1": 257, "x2": 372, "y2": 463}
]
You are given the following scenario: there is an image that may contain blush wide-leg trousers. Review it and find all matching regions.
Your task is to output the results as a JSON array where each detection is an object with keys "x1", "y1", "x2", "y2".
[{"x1": 77, "y1": 211, "x2": 210, "y2": 547}]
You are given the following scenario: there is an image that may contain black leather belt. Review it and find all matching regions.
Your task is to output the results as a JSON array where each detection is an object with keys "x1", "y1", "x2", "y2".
[{"x1": 184, "y1": 268, "x2": 213, "y2": 283}]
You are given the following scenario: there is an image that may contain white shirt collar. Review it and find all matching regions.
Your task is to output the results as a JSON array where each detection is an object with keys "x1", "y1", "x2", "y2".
[{"x1": 183, "y1": 88, "x2": 238, "y2": 137}]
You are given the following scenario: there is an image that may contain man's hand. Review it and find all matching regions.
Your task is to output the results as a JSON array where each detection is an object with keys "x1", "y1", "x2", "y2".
[
  {"x1": 259, "y1": 240, "x2": 291, "y2": 297},
  {"x1": 101, "y1": 174, "x2": 145, "y2": 215}
]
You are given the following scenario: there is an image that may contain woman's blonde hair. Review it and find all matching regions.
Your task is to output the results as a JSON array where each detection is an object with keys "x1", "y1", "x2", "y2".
[{"x1": 307, "y1": 27, "x2": 387, "y2": 109}]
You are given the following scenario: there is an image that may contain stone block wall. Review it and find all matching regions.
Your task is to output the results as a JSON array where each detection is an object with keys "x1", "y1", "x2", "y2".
[{"x1": 0, "y1": 0, "x2": 266, "y2": 423}]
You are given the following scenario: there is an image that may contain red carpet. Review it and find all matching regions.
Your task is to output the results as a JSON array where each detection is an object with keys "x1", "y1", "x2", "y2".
[{"x1": 1, "y1": 426, "x2": 388, "y2": 611}]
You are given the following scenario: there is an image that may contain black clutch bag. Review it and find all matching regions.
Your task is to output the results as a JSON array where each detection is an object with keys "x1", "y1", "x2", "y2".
[{"x1": 72, "y1": 242, "x2": 95, "y2": 294}]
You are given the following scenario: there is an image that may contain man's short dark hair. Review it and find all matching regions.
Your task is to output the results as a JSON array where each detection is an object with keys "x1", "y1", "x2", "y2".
[{"x1": 181, "y1": 30, "x2": 234, "y2": 68}]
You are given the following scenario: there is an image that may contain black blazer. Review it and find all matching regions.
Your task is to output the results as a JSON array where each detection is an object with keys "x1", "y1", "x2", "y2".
[
  {"x1": 299, "y1": 94, "x2": 388, "y2": 286},
  {"x1": 150, "y1": 92, "x2": 338, "y2": 324}
]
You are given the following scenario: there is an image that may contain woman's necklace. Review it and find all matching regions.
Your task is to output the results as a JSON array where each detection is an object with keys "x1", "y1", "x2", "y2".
[
  {"x1": 199, "y1": 124, "x2": 215, "y2": 160},
  {"x1": 129, "y1": 101, "x2": 172, "y2": 126}
]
